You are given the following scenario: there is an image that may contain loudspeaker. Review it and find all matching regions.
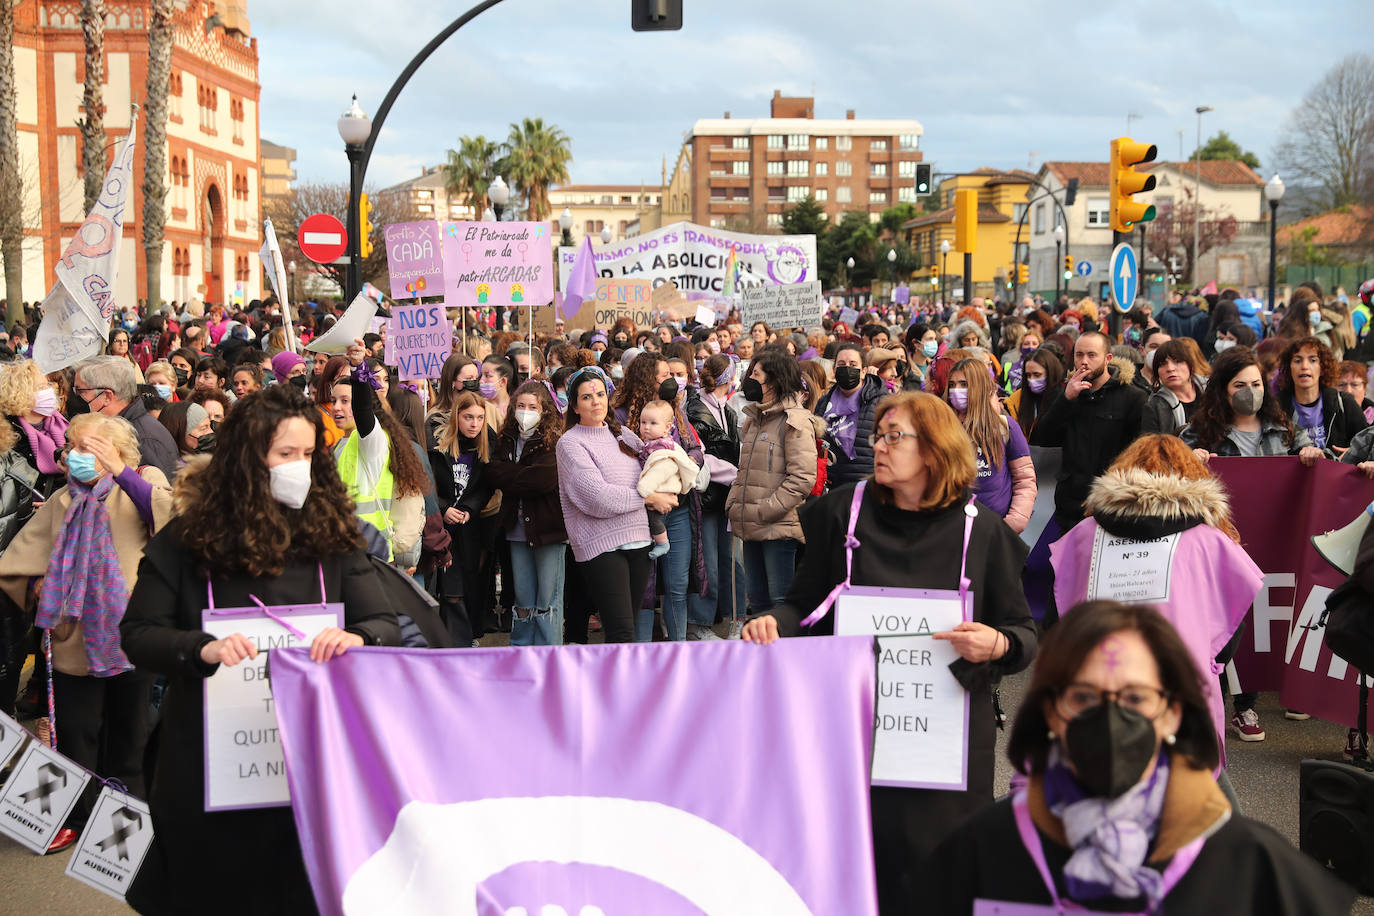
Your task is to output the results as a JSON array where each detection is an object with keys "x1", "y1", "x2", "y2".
[
  {"x1": 1311, "y1": 505, "x2": 1372, "y2": 576},
  {"x1": 1300, "y1": 758, "x2": 1374, "y2": 893}
]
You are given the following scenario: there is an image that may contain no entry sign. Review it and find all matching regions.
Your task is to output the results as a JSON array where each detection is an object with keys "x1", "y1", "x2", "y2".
[{"x1": 298, "y1": 213, "x2": 347, "y2": 264}]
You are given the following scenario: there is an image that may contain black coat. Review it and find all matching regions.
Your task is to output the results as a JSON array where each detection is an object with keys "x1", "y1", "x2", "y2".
[
  {"x1": 1031, "y1": 377, "x2": 1146, "y2": 528},
  {"x1": 119, "y1": 521, "x2": 399, "y2": 915},
  {"x1": 119, "y1": 396, "x2": 180, "y2": 483},
  {"x1": 684, "y1": 387, "x2": 740, "y2": 514},
  {"x1": 484, "y1": 430, "x2": 567, "y2": 547},
  {"x1": 428, "y1": 432, "x2": 498, "y2": 598},
  {"x1": 1277, "y1": 386, "x2": 1368, "y2": 452},
  {"x1": 770, "y1": 483, "x2": 1037, "y2": 913},
  {"x1": 815, "y1": 373, "x2": 886, "y2": 486}
]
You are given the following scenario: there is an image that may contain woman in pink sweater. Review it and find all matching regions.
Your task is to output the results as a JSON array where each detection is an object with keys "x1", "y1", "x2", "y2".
[{"x1": 556, "y1": 367, "x2": 678, "y2": 643}]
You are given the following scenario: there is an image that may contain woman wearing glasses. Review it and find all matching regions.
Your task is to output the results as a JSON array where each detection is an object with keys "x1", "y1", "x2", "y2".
[
  {"x1": 922, "y1": 601, "x2": 1353, "y2": 915},
  {"x1": 742, "y1": 391, "x2": 1036, "y2": 913}
]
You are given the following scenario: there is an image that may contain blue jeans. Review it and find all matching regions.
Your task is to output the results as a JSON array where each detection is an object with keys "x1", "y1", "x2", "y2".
[
  {"x1": 508, "y1": 541, "x2": 567, "y2": 646},
  {"x1": 743, "y1": 538, "x2": 798, "y2": 614},
  {"x1": 636, "y1": 503, "x2": 691, "y2": 642},
  {"x1": 688, "y1": 511, "x2": 747, "y2": 626}
]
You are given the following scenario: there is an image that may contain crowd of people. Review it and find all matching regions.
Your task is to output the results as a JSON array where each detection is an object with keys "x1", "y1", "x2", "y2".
[{"x1": 0, "y1": 277, "x2": 1368, "y2": 913}]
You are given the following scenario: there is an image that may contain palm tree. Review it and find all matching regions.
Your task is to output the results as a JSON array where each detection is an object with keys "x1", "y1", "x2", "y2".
[
  {"x1": 0, "y1": 0, "x2": 23, "y2": 326},
  {"x1": 503, "y1": 118, "x2": 571, "y2": 221},
  {"x1": 141, "y1": 0, "x2": 174, "y2": 310},
  {"x1": 443, "y1": 135, "x2": 503, "y2": 219},
  {"x1": 78, "y1": 0, "x2": 106, "y2": 212}
]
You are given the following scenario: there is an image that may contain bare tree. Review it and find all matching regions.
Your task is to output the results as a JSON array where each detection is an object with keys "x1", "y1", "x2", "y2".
[
  {"x1": 263, "y1": 182, "x2": 412, "y2": 296},
  {"x1": 1272, "y1": 53, "x2": 1374, "y2": 214},
  {"x1": 1143, "y1": 189, "x2": 1238, "y2": 284},
  {"x1": 141, "y1": 0, "x2": 174, "y2": 310},
  {"x1": 78, "y1": 0, "x2": 106, "y2": 212},
  {"x1": 0, "y1": 0, "x2": 22, "y2": 326}
]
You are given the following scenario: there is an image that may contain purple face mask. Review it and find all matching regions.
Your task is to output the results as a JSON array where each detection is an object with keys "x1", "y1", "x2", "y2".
[
  {"x1": 948, "y1": 388, "x2": 969, "y2": 410},
  {"x1": 1028, "y1": 377, "x2": 1047, "y2": 394}
]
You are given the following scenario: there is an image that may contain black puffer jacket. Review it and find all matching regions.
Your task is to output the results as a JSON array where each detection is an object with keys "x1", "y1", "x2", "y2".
[
  {"x1": 685, "y1": 387, "x2": 740, "y2": 514},
  {"x1": 815, "y1": 373, "x2": 886, "y2": 486},
  {"x1": 1276, "y1": 387, "x2": 1368, "y2": 452}
]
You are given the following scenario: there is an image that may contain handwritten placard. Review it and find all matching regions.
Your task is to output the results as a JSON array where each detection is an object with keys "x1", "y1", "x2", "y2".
[
  {"x1": 385, "y1": 221, "x2": 444, "y2": 299},
  {"x1": 1086, "y1": 529, "x2": 1180, "y2": 603},
  {"x1": 389, "y1": 302, "x2": 450, "y2": 380},
  {"x1": 834, "y1": 587, "x2": 970, "y2": 790},
  {"x1": 564, "y1": 278, "x2": 654, "y2": 331},
  {"x1": 65, "y1": 786, "x2": 153, "y2": 900},
  {"x1": 441, "y1": 221, "x2": 554, "y2": 307},
  {"x1": 742, "y1": 281, "x2": 823, "y2": 330}
]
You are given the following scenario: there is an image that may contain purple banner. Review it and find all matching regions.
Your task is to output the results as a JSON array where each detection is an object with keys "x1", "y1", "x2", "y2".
[
  {"x1": 384, "y1": 221, "x2": 443, "y2": 299},
  {"x1": 272, "y1": 639, "x2": 879, "y2": 916}
]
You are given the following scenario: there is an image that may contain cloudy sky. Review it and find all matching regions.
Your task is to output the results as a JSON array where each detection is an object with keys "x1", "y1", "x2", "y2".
[{"x1": 251, "y1": 0, "x2": 1371, "y2": 194}]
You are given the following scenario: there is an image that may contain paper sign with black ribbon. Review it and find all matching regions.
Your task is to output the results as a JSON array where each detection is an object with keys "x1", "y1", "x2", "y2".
[
  {"x1": 0, "y1": 740, "x2": 91, "y2": 853},
  {"x1": 65, "y1": 785, "x2": 153, "y2": 899},
  {"x1": 0, "y1": 709, "x2": 28, "y2": 780}
]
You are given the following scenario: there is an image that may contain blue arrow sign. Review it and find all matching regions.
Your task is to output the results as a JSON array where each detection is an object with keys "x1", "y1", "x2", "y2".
[
  {"x1": 1109, "y1": 243, "x2": 1138, "y2": 312},
  {"x1": 1075, "y1": 260, "x2": 1092, "y2": 277}
]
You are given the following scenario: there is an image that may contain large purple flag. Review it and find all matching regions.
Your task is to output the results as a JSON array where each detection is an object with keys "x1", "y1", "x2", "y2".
[
  {"x1": 272, "y1": 639, "x2": 879, "y2": 916},
  {"x1": 560, "y1": 234, "x2": 597, "y2": 321}
]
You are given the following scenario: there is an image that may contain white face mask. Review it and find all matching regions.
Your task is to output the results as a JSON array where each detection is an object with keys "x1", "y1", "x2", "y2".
[
  {"x1": 514, "y1": 408, "x2": 540, "y2": 436},
  {"x1": 268, "y1": 459, "x2": 312, "y2": 509},
  {"x1": 32, "y1": 387, "x2": 58, "y2": 417},
  {"x1": 1213, "y1": 339, "x2": 1236, "y2": 353}
]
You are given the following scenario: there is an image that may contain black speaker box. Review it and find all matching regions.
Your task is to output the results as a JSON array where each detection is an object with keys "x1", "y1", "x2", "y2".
[{"x1": 1299, "y1": 758, "x2": 1374, "y2": 893}]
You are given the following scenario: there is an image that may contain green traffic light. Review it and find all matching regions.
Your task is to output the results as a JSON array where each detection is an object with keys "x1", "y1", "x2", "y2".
[{"x1": 1063, "y1": 271, "x2": 1072, "y2": 280}]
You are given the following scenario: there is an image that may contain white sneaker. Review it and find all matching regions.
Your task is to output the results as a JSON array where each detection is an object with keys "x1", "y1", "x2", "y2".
[
  {"x1": 727, "y1": 620, "x2": 744, "y2": 640},
  {"x1": 687, "y1": 624, "x2": 722, "y2": 641}
]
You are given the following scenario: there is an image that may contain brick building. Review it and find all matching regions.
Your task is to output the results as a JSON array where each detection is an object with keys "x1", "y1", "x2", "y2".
[
  {"x1": 13, "y1": 0, "x2": 262, "y2": 307},
  {"x1": 688, "y1": 90, "x2": 923, "y2": 231}
]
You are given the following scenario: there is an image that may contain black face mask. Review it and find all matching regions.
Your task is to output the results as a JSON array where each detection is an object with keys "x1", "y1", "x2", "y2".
[
  {"x1": 1063, "y1": 702, "x2": 1160, "y2": 799},
  {"x1": 288, "y1": 375, "x2": 309, "y2": 391},
  {"x1": 612, "y1": 336, "x2": 628, "y2": 348},
  {"x1": 194, "y1": 432, "x2": 217, "y2": 454},
  {"x1": 741, "y1": 377, "x2": 764, "y2": 403},
  {"x1": 461, "y1": 379, "x2": 481, "y2": 393},
  {"x1": 516, "y1": 371, "x2": 531, "y2": 386},
  {"x1": 834, "y1": 366, "x2": 862, "y2": 391},
  {"x1": 174, "y1": 367, "x2": 190, "y2": 386},
  {"x1": 658, "y1": 378, "x2": 679, "y2": 402}
]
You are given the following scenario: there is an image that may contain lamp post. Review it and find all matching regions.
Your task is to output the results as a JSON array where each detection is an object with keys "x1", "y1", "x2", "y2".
[
  {"x1": 1193, "y1": 105, "x2": 1212, "y2": 287},
  {"x1": 1265, "y1": 173, "x2": 1285, "y2": 313},
  {"x1": 337, "y1": 94, "x2": 372, "y2": 303},
  {"x1": 489, "y1": 175, "x2": 510, "y2": 221},
  {"x1": 1053, "y1": 223, "x2": 1065, "y2": 307},
  {"x1": 940, "y1": 239, "x2": 950, "y2": 307},
  {"x1": 558, "y1": 207, "x2": 573, "y2": 247},
  {"x1": 600, "y1": 225, "x2": 613, "y2": 245},
  {"x1": 887, "y1": 247, "x2": 897, "y2": 304},
  {"x1": 846, "y1": 256, "x2": 855, "y2": 309}
]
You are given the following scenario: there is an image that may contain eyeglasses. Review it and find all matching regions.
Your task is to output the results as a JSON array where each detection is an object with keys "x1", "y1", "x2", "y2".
[
  {"x1": 73, "y1": 386, "x2": 110, "y2": 400},
  {"x1": 869, "y1": 429, "x2": 920, "y2": 448},
  {"x1": 1056, "y1": 683, "x2": 1171, "y2": 720}
]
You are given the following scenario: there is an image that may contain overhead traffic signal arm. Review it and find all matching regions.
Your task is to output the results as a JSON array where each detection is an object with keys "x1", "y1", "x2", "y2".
[{"x1": 1110, "y1": 137, "x2": 1158, "y2": 233}]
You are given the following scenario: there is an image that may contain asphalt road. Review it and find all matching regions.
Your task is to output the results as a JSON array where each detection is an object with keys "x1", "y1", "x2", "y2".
[{"x1": 2, "y1": 651, "x2": 1370, "y2": 914}]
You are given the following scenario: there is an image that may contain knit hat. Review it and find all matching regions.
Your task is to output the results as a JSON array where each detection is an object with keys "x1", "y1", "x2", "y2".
[
  {"x1": 185, "y1": 403, "x2": 209, "y2": 433},
  {"x1": 272, "y1": 351, "x2": 305, "y2": 380}
]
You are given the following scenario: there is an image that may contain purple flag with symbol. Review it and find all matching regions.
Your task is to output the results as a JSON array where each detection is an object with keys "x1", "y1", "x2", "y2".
[
  {"x1": 271, "y1": 638, "x2": 878, "y2": 916},
  {"x1": 560, "y1": 234, "x2": 598, "y2": 321}
]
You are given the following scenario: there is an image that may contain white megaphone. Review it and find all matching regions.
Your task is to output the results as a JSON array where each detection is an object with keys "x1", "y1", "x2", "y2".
[{"x1": 1311, "y1": 502, "x2": 1374, "y2": 577}]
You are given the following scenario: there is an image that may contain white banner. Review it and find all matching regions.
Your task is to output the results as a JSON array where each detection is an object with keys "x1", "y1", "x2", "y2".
[
  {"x1": 557, "y1": 221, "x2": 817, "y2": 302},
  {"x1": 54, "y1": 122, "x2": 138, "y2": 327},
  {"x1": 742, "y1": 280, "x2": 824, "y2": 329}
]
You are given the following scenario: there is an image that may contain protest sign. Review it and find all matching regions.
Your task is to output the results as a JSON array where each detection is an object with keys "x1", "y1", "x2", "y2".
[
  {"x1": 650, "y1": 280, "x2": 691, "y2": 320},
  {"x1": 65, "y1": 786, "x2": 153, "y2": 900},
  {"x1": 558, "y1": 221, "x2": 817, "y2": 301},
  {"x1": 1085, "y1": 528, "x2": 1180, "y2": 603},
  {"x1": 0, "y1": 741, "x2": 92, "y2": 853},
  {"x1": 272, "y1": 639, "x2": 878, "y2": 916},
  {"x1": 742, "y1": 281, "x2": 824, "y2": 330},
  {"x1": 837, "y1": 307, "x2": 859, "y2": 327},
  {"x1": 564, "y1": 278, "x2": 654, "y2": 330},
  {"x1": 0, "y1": 710, "x2": 27, "y2": 774},
  {"x1": 835, "y1": 590, "x2": 969, "y2": 789},
  {"x1": 201, "y1": 603, "x2": 340, "y2": 811},
  {"x1": 441, "y1": 221, "x2": 554, "y2": 307},
  {"x1": 307, "y1": 292, "x2": 378, "y2": 354},
  {"x1": 385, "y1": 221, "x2": 444, "y2": 299},
  {"x1": 389, "y1": 302, "x2": 450, "y2": 380}
]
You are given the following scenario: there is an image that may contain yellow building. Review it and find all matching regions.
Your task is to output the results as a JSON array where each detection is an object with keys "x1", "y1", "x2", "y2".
[{"x1": 902, "y1": 169, "x2": 1033, "y2": 302}]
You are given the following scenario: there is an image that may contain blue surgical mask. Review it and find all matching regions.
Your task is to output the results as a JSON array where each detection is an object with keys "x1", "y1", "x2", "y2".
[
  {"x1": 922, "y1": 341, "x2": 939, "y2": 359},
  {"x1": 66, "y1": 450, "x2": 100, "y2": 483},
  {"x1": 1310, "y1": 311, "x2": 1321, "y2": 326},
  {"x1": 154, "y1": 384, "x2": 172, "y2": 400}
]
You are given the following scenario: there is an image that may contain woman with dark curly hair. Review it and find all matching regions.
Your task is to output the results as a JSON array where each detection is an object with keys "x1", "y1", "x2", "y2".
[
  {"x1": 1182, "y1": 347, "x2": 1321, "y2": 464},
  {"x1": 119, "y1": 384, "x2": 399, "y2": 914},
  {"x1": 1273, "y1": 335, "x2": 1367, "y2": 454}
]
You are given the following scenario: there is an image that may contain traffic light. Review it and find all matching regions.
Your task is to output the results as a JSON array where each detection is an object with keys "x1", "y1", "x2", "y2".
[
  {"x1": 954, "y1": 188, "x2": 977, "y2": 252},
  {"x1": 1063, "y1": 254, "x2": 1074, "y2": 280},
  {"x1": 631, "y1": 0, "x2": 682, "y2": 30},
  {"x1": 359, "y1": 193, "x2": 374, "y2": 259},
  {"x1": 930, "y1": 264, "x2": 939, "y2": 287},
  {"x1": 1110, "y1": 137, "x2": 1158, "y2": 233},
  {"x1": 1018, "y1": 263, "x2": 1029, "y2": 285},
  {"x1": 1064, "y1": 177, "x2": 1079, "y2": 207},
  {"x1": 915, "y1": 163, "x2": 932, "y2": 197}
]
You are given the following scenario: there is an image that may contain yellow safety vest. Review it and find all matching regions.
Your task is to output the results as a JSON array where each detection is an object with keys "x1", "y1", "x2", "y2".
[{"x1": 335, "y1": 431, "x2": 395, "y2": 560}]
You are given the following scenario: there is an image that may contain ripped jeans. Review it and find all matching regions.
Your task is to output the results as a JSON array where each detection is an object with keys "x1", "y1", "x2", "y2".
[{"x1": 508, "y1": 540, "x2": 567, "y2": 646}]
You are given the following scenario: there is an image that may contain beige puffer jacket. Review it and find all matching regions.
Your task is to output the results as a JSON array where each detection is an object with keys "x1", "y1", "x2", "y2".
[{"x1": 726, "y1": 394, "x2": 821, "y2": 542}]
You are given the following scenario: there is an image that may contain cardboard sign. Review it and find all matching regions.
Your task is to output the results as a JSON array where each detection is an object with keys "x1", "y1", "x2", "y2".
[
  {"x1": 64, "y1": 786, "x2": 153, "y2": 899},
  {"x1": 834, "y1": 588, "x2": 970, "y2": 790},
  {"x1": 0, "y1": 740, "x2": 92, "y2": 853},
  {"x1": 385, "y1": 221, "x2": 444, "y2": 299},
  {"x1": 532, "y1": 304, "x2": 558, "y2": 334},
  {"x1": 389, "y1": 302, "x2": 450, "y2": 381},
  {"x1": 201, "y1": 604, "x2": 341, "y2": 811},
  {"x1": 742, "y1": 281, "x2": 824, "y2": 330},
  {"x1": 650, "y1": 280, "x2": 690, "y2": 321},
  {"x1": 563, "y1": 278, "x2": 655, "y2": 331},
  {"x1": 1086, "y1": 529, "x2": 1180, "y2": 603},
  {"x1": 441, "y1": 221, "x2": 554, "y2": 307}
]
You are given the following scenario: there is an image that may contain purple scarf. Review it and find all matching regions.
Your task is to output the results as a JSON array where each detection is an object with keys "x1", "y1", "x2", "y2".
[
  {"x1": 35, "y1": 474, "x2": 131, "y2": 678},
  {"x1": 18, "y1": 413, "x2": 68, "y2": 475}
]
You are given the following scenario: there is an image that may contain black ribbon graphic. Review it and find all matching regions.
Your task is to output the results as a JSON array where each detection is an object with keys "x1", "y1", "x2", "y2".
[
  {"x1": 95, "y1": 806, "x2": 142, "y2": 860},
  {"x1": 17, "y1": 762, "x2": 67, "y2": 815}
]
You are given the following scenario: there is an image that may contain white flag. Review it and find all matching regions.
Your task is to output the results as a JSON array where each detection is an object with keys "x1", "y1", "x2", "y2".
[
  {"x1": 32, "y1": 281, "x2": 107, "y2": 373},
  {"x1": 258, "y1": 217, "x2": 296, "y2": 352},
  {"x1": 305, "y1": 292, "x2": 377, "y2": 354}
]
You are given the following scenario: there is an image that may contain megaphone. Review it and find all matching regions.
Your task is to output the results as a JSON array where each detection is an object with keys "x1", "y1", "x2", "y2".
[{"x1": 1311, "y1": 502, "x2": 1374, "y2": 577}]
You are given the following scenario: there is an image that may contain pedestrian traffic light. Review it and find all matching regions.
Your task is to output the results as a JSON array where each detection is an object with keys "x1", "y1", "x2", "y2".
[
  {"x1": 359, "y1": 193, "x2": 374, "y2": 259},
  {"x1": 631, "y1": 0, "x2": 682, "y2": 30},
  {"x1": 1110, "y1": 137, "x2": 1158, "y2": 233},
  {"x1": 1018, "y1": 263, "x2": 1029, "y2": 284},
  {"x1": 915, "y1": 163, "x2": 932, "y2": 197}
]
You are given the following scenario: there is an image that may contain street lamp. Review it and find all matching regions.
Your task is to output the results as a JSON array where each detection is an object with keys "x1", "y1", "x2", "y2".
[
  {"x1": 887, "y1": 247, "x2": 897, "y2": 303},
  {"x1": 489, "y1": 175, "x2": 510, "y2": 221},
  {"x1": 846, "y1": 256, "x2": 855, "y2": 309},
  {"x1": 558, "y1": 207, "x2": 573, "y2": 246},
  {"x1": 287, "y1": 259, "x2": 297, "y2": 304},
  {"x1": 337, "y1": 94, "x2": 372, "y2": 302},
  {"x1": 1053, "y1": 223, "x2": 1065, "y2": 306},
  {"x1": 600, "y1": 225, "x2": 613, "y2": 245},
  {"x1": 1194, "y1": 105, "x2": 1213, "y2": 287},
  {"x1": 1265, "y1": 173, "x2": 1285, "y2": 313},
  {"x1": 940, "y1": 239, "x2": 950, "y2": 306}
]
